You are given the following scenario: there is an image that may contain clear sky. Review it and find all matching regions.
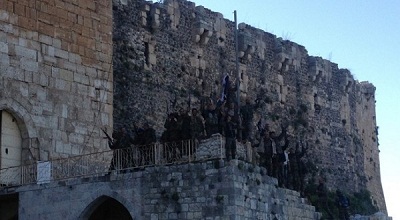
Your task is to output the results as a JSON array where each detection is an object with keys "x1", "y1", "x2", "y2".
[{"x1": 190, "y1": 0, "x2": 400, "y2": 218}]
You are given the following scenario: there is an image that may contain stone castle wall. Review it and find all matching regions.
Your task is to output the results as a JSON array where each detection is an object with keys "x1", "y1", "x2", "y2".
[
  {"x1": 112, "y1": 0, "x2": 385, "y2": 211},
  {"x1": 17, "y1": 160, "x2": 320, "y2": 219},
  {"x1": 0, "y1": 0, "x2": 113, "y2": 161}
]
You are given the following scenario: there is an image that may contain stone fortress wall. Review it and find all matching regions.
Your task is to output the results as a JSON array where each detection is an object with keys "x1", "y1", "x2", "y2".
[
  {"x1": 0, "y1": 0, "x2": 113, "y2": 162},
  {"x1": 112, "y1": 0, "x2": 385, "y2": 211},
  {"x1": 0, "y1": 0, "x2": 387, "y2": 217},
  {"x1": 16, "y1": 160, "x2": 320, "y2": 219}
]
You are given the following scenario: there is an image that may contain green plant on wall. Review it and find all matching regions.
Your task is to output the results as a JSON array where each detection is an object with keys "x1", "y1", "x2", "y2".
[
  {"x1": 305, "y1": 182, "x2": 378, "y2": 219},
  {"x1": 171, "y1": 192, "x2": 180, "y2": 202},
  {"x1": 299, "y1": 103, "x2": 308, "y2": 113},
  {"x1": 199, "y1": 174, "x2": 206, "y2": 182},
  {"x1": 264, "y1": 96, "x2": 273, "y2": 104},
  {"x1": 270, "y1": 114, "x2": 280, "y2": 121},
  {"x1": 289, "y1": 107, "x2": 296, "y2": 115},
  {"x1": 216, "y1": 195, "x2": 224, "y2": 204},
  {"x1": 161, "y1": 189, "x2": 168, "y2": 199},
  {"x1": 294, "y1": 117, "x2": 308, "y2": 128},
  {"x1": 238, "y1": 162, "x2": 244, "y2": 170},
  {"x1": 349, "y1": 190, "x2": 378, "y2": 215},
  {"x1": 247, "y1": 165, "x2": 254, "y2": 173}
]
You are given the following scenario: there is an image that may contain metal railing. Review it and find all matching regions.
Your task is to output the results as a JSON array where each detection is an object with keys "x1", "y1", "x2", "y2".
[{"x1": 0, "y1": 135, "x2": 224, "y2": 188}]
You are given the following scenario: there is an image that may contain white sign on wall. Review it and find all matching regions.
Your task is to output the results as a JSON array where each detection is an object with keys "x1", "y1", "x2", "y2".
[{"x1": 37, "y1": 161, "x2": 51, "y2": 184}]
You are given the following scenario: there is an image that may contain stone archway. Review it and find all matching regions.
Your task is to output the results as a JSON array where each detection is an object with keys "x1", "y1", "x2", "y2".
[
  {"x1": 0, "y1": 98, "x2": 39, "y2": 163},
  {"x1": 0, "y1": 110, "x2": 22, "y2": 169},
  {"x1": 79, "y1": 195, "x2": 133, "y2": 220}
]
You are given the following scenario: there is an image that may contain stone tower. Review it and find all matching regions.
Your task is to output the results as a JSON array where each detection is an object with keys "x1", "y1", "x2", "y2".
[{"x1": 0, "y1": 0, "x2": 113, "y2": 168}]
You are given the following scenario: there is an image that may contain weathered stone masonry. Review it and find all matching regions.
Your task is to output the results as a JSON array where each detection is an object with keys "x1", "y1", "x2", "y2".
[
  {"x1": 0, "y1": 0, "x2": 387, "y2": 218},
  {"x1": 16, "y1": 160, "x2": 320, "y2": 219},
  {"x1": 112, "y1": 0, "x2": 385, "y2": 211},
  {"x1": 0, "y1": 0, "x2": 113, "y2": 161}
]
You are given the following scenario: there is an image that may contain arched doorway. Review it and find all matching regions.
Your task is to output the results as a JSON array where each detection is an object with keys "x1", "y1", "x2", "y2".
[
  {"x1": 0, "y1": 110, "x2": 22, "y2": 185},
  {"x1": 81, "y1": 196, "x2": 133, "y2": 220},
  {"x1": 0, "y1": 110, "x2": 22, "y2": 168}
]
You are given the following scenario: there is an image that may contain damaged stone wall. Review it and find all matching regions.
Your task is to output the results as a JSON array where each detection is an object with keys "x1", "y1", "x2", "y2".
[
  {"x1": 112, "y1": 0, "x2": 385, "y2": 212},
  {"x1": 0, "y1": 0, "x2": 113, "y2": 161}
]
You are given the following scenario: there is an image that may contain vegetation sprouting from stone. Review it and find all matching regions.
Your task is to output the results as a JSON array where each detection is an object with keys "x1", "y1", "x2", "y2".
[{"x1": 305, "y1": 183, "x2": 379, "y2": 219}]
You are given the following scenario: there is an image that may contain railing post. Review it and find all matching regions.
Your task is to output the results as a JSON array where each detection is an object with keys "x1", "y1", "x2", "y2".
[
  {"x1": 220, "y1": 134, "x2": 223, "y2": 160},
  {"x1": 21, "y1": 166, "x2": 26, "y2": 185},
  {"x1": 156, "y1": 143, "x2": 159, "y2": 165},
  {"x1": 188, "y1": 140, "x2": 192, "y2": 163},
  {"x1": 155, "y1": 143, "x2": 159, "y2": 165}
]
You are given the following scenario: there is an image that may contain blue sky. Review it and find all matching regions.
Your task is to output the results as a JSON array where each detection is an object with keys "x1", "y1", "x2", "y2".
[{"x1": 190, "y1": 0, "x2": 400, "y2": 218}]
